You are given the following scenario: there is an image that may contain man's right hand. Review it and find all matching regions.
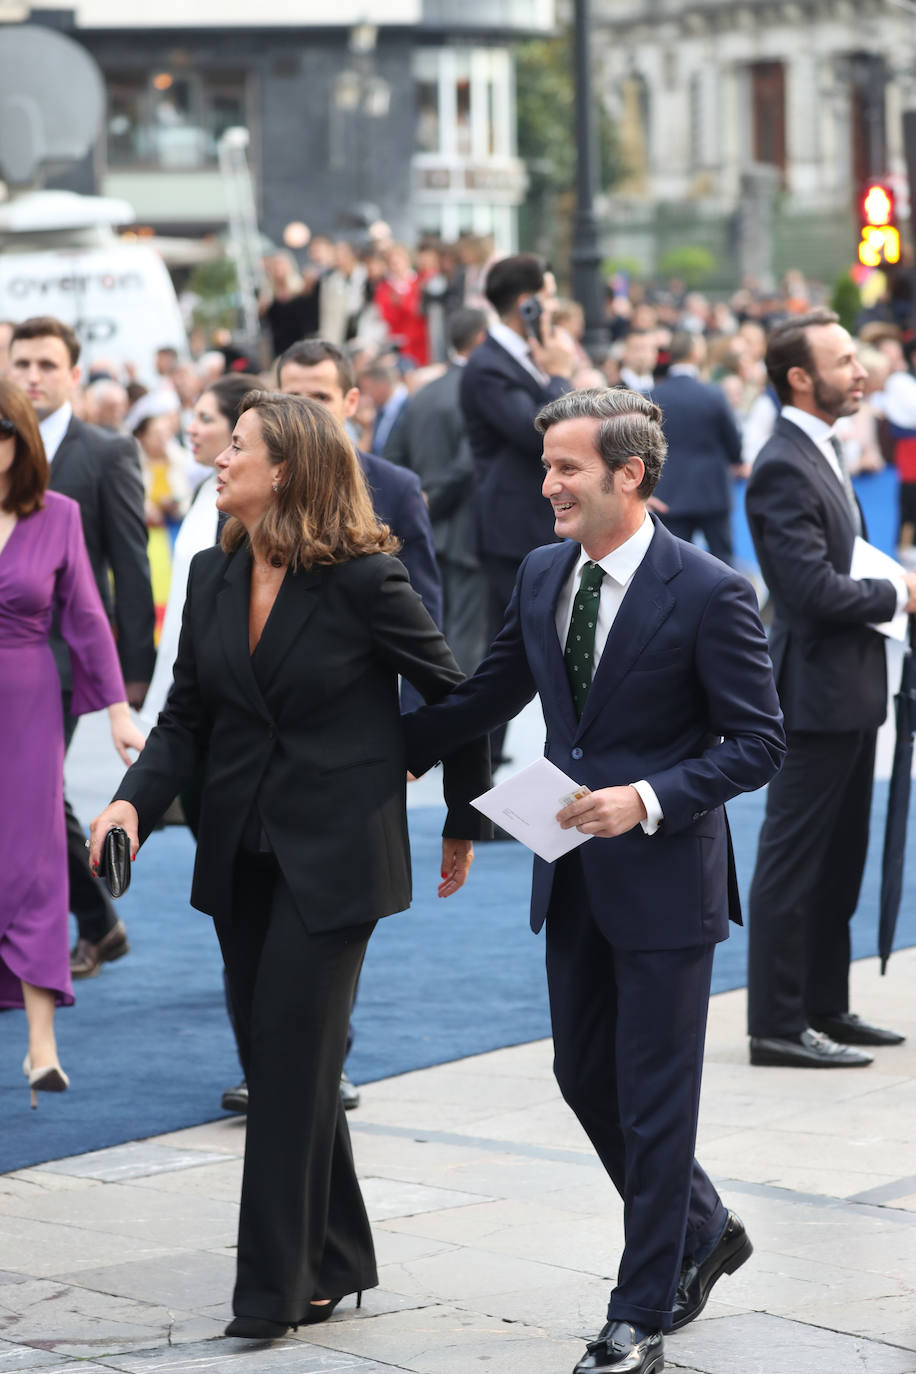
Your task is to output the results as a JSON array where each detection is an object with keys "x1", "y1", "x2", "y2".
[
  {"x1": 529, "y1": 325, "x2": 576, "y2": 380},
  {"x1": 903, "y1": 572, "x2": 916, "y2": 615}
]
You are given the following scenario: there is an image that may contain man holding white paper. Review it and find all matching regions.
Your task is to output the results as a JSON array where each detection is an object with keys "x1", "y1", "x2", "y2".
[
  {"x1": 745, "y1": 310, "x2": 916, "y2": 1071},
  {"x1": 404, "y1": 388, "x2": 785, "y2": 1374}
]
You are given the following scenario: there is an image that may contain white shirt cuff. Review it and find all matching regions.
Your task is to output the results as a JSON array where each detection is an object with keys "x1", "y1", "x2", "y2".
[
  {"x1": 893, "y1": 575, "x2": 909, "y2": 616},
  {"x1": 632, "y1": 780, "x2": 663, "y2": 836}
]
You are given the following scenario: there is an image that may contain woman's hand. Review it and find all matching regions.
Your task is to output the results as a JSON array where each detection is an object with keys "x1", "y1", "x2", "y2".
[
  {"x1": 108, "y1": 703, "x2": 146, "y2": 766},
  {"x1": 88, "y1": 801, "x2": 140, "y2": 872},
  {"x1": 438, "y1": 839, "x2": 474, "y2": 898}
]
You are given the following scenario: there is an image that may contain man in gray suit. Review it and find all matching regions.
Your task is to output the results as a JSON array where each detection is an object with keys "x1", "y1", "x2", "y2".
[
  {"x1": 8, "y1": 317, "x2": 155, "y2": 979},
  {"x1": 385, "y1": 309, "x2": 489, "y2": 673}
]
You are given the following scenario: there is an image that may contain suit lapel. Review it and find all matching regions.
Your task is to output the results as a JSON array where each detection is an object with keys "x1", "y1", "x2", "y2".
[
  {"x1": 217, "y1": 547, "x2": 272, "y2": 722},
  {"x1": 778, "y1": 418, "x2": 862, "y2": 539},
  {"x1": 485, "y1": 335, "x2": 546, "y2": 398},
  {"x1": 530, "y1": 542, "x2": 580, "y2": 735},
  {"x1": 47, "y1": 417, "x2": 81, "y2": 488},
  {"x1": 578, "y1": 520, "x2": 678, "y2": 732},
  {"x1": 251, "y1": 562, "x2": 325, "y2": 689}
]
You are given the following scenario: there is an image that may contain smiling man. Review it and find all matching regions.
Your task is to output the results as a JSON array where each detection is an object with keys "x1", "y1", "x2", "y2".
[
  {"x1": 403, "y1": 387, "x2": 785, "y2": 1373},
  {"x1": 745, "y1": 310, "x2": 916, "y2": 1068}
]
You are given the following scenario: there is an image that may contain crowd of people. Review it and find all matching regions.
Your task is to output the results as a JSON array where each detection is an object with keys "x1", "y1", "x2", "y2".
[{"x1": 1, "y1": 238, "x2": 914, "y2": 1374}]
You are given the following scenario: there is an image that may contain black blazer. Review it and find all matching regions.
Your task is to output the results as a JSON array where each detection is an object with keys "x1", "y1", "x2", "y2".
[
  {"x1": 384, "y1": 365, "x2": 479, "y2": 570},
  {"x1": 49, "y1": 415, "x2": 155, "y2": 688},
  {"x1": 114, "y1": 548, "x2": 490, "y2": 932},
  {"x1": 460, "y1": 334, "x2": 570, "y2": 562},
  {"x1": 651, "y1": 372, "x2": 742, "y2": 516},
  {"x1": 357, "y1": 448, "x2": 443, "y2": 625},
  {"x1": 745, "y1": 415, "x2": 898, "y2": 732}
]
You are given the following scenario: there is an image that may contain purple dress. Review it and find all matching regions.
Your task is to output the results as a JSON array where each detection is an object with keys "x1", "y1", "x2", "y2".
[{"x1": 0, "y1": 491, "x2": 126, "y2": 1009}]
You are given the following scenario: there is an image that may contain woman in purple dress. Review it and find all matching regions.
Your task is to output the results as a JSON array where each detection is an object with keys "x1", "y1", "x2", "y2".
[{"x1": 0, "y1": 380, "x2": 145, "y2": 1108}]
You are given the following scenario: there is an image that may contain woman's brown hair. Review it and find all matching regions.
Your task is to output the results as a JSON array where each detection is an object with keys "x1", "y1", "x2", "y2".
[
  {"x1": 220, "y1": 390, "x2": 400, "y2": 569},
  {"x1": 0, "y1": 378, "x2": 49, "y2": 516}
]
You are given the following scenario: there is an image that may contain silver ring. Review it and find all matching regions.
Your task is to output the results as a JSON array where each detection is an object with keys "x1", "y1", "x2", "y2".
[{"x1": 84, "y1": 839, "x2": 90, "y2": 849}]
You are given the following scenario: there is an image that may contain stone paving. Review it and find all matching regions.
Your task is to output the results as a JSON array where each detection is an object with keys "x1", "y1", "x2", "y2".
[{"x1": 2, "y1": 949, "x2": 915, "y2": 1374}]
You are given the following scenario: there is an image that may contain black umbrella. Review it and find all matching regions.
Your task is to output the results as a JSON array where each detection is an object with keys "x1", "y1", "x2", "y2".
[{"x1": 879, "y1": 615, "x2": 916, "y2": 973}]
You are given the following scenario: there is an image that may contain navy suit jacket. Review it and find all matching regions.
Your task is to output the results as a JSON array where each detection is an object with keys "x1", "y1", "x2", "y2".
[
  {"x1": 357, "y1": 448, "x2": 442, "y2": 628},
  {"x1": 745, "y1": 415, "x2": 897, "y2": 732},
  {"x1": 405, "y1": 518, "x2": 785, "y2": 948},
  {"x1": 460, "y1": 333, "x2": 570, "y2": 563},
  {"x1": 650, "y1": 372, "x2": 743, "y2": 517}
]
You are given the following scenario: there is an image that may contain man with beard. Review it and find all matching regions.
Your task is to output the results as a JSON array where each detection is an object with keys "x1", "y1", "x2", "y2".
[{"x1": 745, "y1": 310, "x2": 916, "y2": 1067}]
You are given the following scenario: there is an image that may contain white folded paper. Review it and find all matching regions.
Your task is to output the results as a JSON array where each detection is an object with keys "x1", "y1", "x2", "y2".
[
  {"x1": 849, "y1": 536, "x2": 908, "y2": 642},
  {"x1": 472, "y1": 757, "x2": 594, "y2": 862}
]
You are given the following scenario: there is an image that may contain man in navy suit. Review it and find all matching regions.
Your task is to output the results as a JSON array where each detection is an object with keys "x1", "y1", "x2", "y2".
[
  {"x1": 277, "y1": 339, "x2": 442, "y2": 629},
  {"x1": 650, "y1": 332, "x2": 744, "y2": 564},
  {"x1": 461, "y1": 253, "x2": 576, "y2": 760},
  {"x1": 404, "y1": 388, "x2": 785, "y2": 1373}
]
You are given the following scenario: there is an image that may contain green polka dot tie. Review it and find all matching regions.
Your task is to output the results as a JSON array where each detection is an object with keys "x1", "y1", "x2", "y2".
[{"x1": 564, "y1": 560, "x2": 605, "y2": 717}]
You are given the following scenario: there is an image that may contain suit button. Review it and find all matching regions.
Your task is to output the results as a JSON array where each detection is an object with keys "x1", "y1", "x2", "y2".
[{"x1": 571, "y1": 747, "x2": 583, "y2": 760}]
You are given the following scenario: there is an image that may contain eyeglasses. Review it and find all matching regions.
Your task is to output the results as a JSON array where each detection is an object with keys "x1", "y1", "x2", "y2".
[{"x1": 0, "y1": 418, "x2": 16, "y2": 439}]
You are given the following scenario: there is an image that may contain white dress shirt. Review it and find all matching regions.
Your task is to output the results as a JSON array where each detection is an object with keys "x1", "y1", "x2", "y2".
[
  {"x1": 489, "y1": 320, "x2": 550, "y2": 386},
  {"x1": 38, "y1": 403, "x2": 72, "y2": 463},
  {"x1": 555, "y1": 515, "x2": 664, "y2": 834},
  {"x1": 781, "y1": 405, "x2": 908, "y2": 613}
]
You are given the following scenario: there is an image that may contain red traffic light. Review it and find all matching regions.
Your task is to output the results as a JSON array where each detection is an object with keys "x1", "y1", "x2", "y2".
[{"x1": 862, "y1": 183, "x2": 894, "y2": 227}]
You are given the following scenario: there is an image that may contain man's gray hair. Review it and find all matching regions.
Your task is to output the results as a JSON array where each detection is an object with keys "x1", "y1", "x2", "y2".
[{"x1": 535, "y1": 387, "x2": 666, "y2": 498}]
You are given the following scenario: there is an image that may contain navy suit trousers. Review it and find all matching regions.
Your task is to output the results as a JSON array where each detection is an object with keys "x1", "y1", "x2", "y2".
[{"x1": 545, "y1": 853, "x2": 725, "y2": 1330}]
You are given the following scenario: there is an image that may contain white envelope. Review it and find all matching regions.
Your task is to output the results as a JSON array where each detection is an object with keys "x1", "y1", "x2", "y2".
[
  {"x1": 472, "y1": 757, "x2": 594, "y2": 863},
  {"x1": 849, "y1": 536, "x2": 908, "y2": 642}
]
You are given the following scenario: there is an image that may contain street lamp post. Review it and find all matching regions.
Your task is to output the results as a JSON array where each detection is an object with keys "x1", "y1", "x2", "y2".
[{"x1": 570, "y1": 0, "x2": 607, "y2": 359}]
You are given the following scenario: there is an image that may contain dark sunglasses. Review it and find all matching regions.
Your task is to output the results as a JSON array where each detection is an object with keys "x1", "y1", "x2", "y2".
[{"x1": 0, "y1": 418, "x2": 17, "y2": 439}]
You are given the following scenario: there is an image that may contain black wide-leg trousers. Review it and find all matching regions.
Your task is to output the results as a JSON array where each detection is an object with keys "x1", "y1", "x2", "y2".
[
  {"x1": 214, "y1": 853, "x2": 378, "y2": 1323},
  {"x1": 545, "y1": 854, "x2": 725, "y2": 1332}
]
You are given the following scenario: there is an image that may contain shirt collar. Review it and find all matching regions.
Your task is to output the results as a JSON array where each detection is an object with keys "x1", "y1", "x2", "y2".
[
  {"x1": 38, "y1": 402, "x2": 73, "y2": 463},
  {"x1": 489, "y1": 319, "x2": 531, "y2": 364},
  {"x1": 575, "y1": 512, "x2": 655, "y2": 588},
  {"x1": 781, "y1": 404, "x2": 835, "y2": 446},
  {"x1": 668, "y1": 363, "x2": 699, "y2": 378}
]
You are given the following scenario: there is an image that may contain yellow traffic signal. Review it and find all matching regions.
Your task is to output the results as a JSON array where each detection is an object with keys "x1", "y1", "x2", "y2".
[{"x1": 858, "y1": 182, "x2": 901, "y2": 267}]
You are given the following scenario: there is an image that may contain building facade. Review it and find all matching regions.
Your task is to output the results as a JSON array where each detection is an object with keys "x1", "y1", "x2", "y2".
[
  {"x1": 590, "y1": 0, "x2": 915, "y2": 284},
  {"x1": 9, "y1": 0, "x2": 555, "y2": 250}
]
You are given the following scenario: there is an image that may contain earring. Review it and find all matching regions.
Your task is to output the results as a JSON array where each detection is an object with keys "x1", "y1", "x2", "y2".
[{"x1": 272, "y1": 481, "x2": 279, "y2": 494}]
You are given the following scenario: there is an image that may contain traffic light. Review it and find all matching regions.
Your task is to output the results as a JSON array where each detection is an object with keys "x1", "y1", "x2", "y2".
[{"x1": 858, "y1": 182, "x2": 901, "y2": 267}]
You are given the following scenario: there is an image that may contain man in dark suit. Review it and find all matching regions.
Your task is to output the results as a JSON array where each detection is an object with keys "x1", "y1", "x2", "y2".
[
  {"x1": 460, "y1": 252, "x2": 576, "y2": 761},
  {"x1": 745, "y1": 310, "x2": 914, "y2": 1067},
  {"x1": 8, "y1": 316, "x2": 155, "y2": 979},
  {"x1": 650, "y1": 332, "x2": 744, "y2": 564},
  {"x1": 384, "y1": 308, "x2": 489, "y2": 673},
  {"x1": 404, "y1": 387, "x2": 785, "y2": 1374},
  {"x1": 276, "y1": 339, "x2": 441, "y2": 628}
]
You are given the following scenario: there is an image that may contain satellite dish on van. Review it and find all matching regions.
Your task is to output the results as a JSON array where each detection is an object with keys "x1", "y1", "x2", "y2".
[{"x1": 0, "y1": 25, "x2": 105, "y2": 186}]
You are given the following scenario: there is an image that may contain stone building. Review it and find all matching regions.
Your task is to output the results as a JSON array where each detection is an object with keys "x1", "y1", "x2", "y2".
[
  {"x1": 588, "y1": 0, "x2": 916, "y2": 284},
  {"x1": 6, "y1": 0, "x2": 555, "y2": 249}
]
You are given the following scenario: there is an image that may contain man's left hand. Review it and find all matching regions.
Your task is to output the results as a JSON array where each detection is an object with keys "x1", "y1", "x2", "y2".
[
  {"x1": 557, "y1": 786, "x2": 647, "y2": 838},
  {"x1": 439, "y1": 839, "x2": 474, "y2": 898}
]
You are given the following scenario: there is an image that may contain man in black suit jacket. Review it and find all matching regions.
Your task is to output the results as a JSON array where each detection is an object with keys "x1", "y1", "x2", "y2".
[
  {"x1": 460, "y1": 253, "x2": 576, "y2": 759},
  {"x1": 385, "y1": 308, "x2": 489, "y2": 673},
  {"x1": 745, "y1": 309, "x2": 915, "y2": 1068},
  {"x1": 276, "y1": 339, "x2": 442, "y2": 629},
  {"x1": 9, "y1": 317, "x2": 155, "y2": 978},
  {"x1": 650, "y1": 332, "x2": 744, "y2": 564},
  {"x1": 404, "y1": 387, "x2": 784, "y2": 1373}
]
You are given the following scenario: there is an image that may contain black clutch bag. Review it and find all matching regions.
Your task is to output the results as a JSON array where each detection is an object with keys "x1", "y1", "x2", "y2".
[{"x1": 98, "y1": 826, "x2": 132, "y2": 899}]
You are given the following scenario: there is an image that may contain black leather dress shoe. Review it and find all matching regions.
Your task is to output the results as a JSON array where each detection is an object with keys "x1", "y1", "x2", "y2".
[
  {"x1": 749, "y1": 1028, "x2": 873, "y2": 1067},
  {"x1": 572, "y1": 1321, "x2": 663, "y2": 1373},
  {"x1": 808, "y1": 1012, "x2": 905, "y2": 1046},
  {"x1": 670, "y1": 1210, "x2": 752, "y2": 1331},
  {"x1": 221, "y1": 1079, "x2": 248, "y2": 1114}
]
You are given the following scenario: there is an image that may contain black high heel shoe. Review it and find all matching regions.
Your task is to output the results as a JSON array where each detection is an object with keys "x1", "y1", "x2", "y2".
[
  {"x1": 224, "y1": 1316, "x2": 294, "y2": 1339},
  {"x1": 302, "y1": 1291, "x2": 362, "y2": 1325}
]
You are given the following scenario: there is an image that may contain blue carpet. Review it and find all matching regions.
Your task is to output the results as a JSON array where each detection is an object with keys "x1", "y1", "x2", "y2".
[{"x1": 1, "y1": 781, "x2": 913, "y2": 1175}]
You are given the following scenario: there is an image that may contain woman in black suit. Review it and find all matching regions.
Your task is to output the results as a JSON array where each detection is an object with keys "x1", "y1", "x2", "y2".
[{"x1": 89, "y1": 392, "x2": 489, "y2": 1338}]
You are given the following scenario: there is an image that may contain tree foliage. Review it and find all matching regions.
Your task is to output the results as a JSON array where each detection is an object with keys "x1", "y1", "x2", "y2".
[{"x1": 515, "y1": 29, "x2": 620, "y2": 268}]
